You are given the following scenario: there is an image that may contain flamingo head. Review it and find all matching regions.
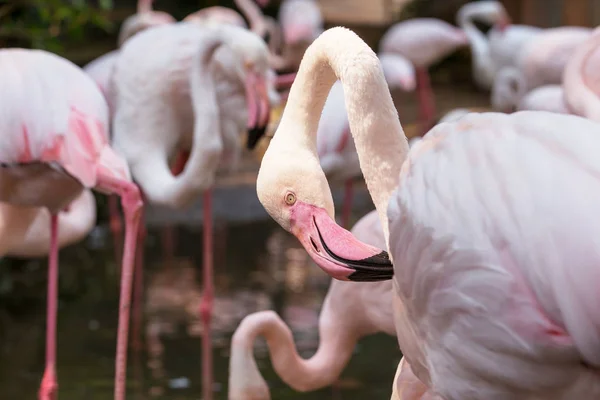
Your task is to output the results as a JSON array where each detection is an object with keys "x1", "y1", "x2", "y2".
[
  {"x1": 459, "y1": 0, "x2": 511, "y2": 33},
  {"x1": 378, "y1": 53, "x2": 416, "y2": 92},
  {"x1": 256, "y1": 128, "x2": 394, "y2": 282}
]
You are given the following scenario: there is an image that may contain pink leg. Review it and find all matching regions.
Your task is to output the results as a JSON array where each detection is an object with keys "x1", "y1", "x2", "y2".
[
  {"x1": 200, "y1": 190, "x2": 214, "y2": 400},
  {"x1": 341, "y1": 180, "x2": 354, "y2": 229},
  {"x1": 38, "y1": 214, "x2": 59, "y2": 400},
  {"x1": 97, "y1": 174, "x2": 143, "y2": 400},
  {"x1": 416, "y1": 67, "x2": 436, "y2": 136},
  {"x1": 131, "y1": 221, "x2": 146, "y2": 353},
  {"x1": 109, "y1": 195, "x2": 123, "y2": 266}
]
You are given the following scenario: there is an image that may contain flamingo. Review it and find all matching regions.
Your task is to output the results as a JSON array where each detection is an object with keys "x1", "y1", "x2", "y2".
[
  {"x1": 0, "y1": 190, "x2": 96, "y2": 257},
  {"x1": 515, "y1": 26, "x2": 591, "y2": 92},
  {"x1": 491, "y1": 67, "x2": 570, "y2": 114},
  {"x1": 229, "y1": 210, "x2": 396, "y2": 399},
  {"x1": 110, "y1": 23, "x2": 271, "y2": 400},
  {"x1": 563, "y1": 27, "x2": 600, "y2": 123},
  {"x1": 256, "y1": 27, "x2": 600, "y2": 399},
  {"x1": 457, "y1": 0, "x2": 541, "y2": 90},
  {"x1": 84, "y1": 0, "x2": 175, "y2": 102},
  {"x1": 379, "y1": 19, "x2": 468, "y2": 134},
  {"x1": 0, "y1": 49, "x2": 142, "y2": 400}
]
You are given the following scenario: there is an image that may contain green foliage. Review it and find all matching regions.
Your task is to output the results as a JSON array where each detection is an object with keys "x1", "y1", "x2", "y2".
[{"x1": 0, "y1": 0, "x2": 114, "y2": 52}]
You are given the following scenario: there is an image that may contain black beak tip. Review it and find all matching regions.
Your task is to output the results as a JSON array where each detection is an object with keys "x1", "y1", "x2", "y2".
[{"x1": 247, "y1": 125, "x2": 267, "y2": 150}]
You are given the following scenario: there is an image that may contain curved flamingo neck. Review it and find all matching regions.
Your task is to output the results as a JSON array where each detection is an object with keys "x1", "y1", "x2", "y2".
[
  {"x1": 457, "y1": 6, "x2": 494, "y2": 87},
  {"x1": 229, "y1": 310, "x2": 357, "y2": 395},
  {"x1": 276, "y1": 28, "x2": 408, "y2": 245}
]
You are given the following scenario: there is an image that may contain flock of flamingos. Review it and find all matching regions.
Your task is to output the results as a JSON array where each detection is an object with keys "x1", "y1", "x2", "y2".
[{"x1": 1, "y1": 0, "x2": 600, "y2": 398}]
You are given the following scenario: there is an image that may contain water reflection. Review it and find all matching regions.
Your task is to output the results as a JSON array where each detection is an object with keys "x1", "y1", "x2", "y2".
[{"x1": 0, "y1": 219, "x2": 399, "y2": 399}]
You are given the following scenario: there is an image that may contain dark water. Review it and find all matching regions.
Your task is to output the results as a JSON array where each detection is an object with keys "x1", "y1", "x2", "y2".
[{"x1": 0, "y1": 216, "x2": 400, "y2": 399}]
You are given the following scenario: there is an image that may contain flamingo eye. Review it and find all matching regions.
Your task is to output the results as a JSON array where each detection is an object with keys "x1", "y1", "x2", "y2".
[{"x1": 285, "y1": 192, "x2": 296, "y2": 205}]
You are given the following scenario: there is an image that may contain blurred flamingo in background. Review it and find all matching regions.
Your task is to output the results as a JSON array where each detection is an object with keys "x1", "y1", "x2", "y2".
[
  {"x1": 563, "y1": 27, "x2": 600, "y2": 123},
  {"x1": 491, "y1": 67, "x2": 570, "y2": 114},
  {"x1": 379, "y1": 18, "x2": 468, "y2": 134},
  {"x1": 83, "y1": 0, "x2": 174, "y2": 268},
  {"x1": 84, "y1": 0, "x2": 175, "y2": 102},
  {"x1": 257, "y1": 27, "x2": 600, "y2": 399},
  {"x1": 515, "y1": 26, "x2": 591, "y2": 91},
  {"x1": 0, "y1": 49, "x2": 142, "y2": 400},
  {"x1": 457, "y1": 0, "x2": 541, "y2": 90},
  {"x1": 0, "y1": 191, "x2": 96, "y2": 258},
  {"x1": 229, "y1": 210, "x2": 396, "y2": 399},
  {"x1": 110, "y1": 23, "x2": 271, "y2": 400}
]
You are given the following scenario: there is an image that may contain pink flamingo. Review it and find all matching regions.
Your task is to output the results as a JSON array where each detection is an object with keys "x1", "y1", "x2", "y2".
[
  {"x1": 379, "y1": 19, "x2": 468, "y2": 134},
  {"x1": 229, "y1": 210, "x2": 397, "y2": 399},
  {"x1": 0, "y1": 49, "x2": 142, "y2": 400},
  {"x1": 84, "y1": 0, "x2": 175, "y2": 105},
  {"x1": 491, "y1": 67, "x2": 571, "y2": 114},
  {"x1": 563, "y1": 27, "x2": 600, "y2": 123},
  {"x1": 515, "y1": 26, "x2": 591, "y2": 92},
  {"x1": 457, "y1": 0, "x2": 541, "y2": 90},
  {"x1": 0, "y1": 190, "x2": 96, "y2": 257},
  {"x1": 110, "y1": 23, "x2": 271, "y2": 400},
  {"x1": 257, "y1": 27, "x2": 600, "y2": 399}
]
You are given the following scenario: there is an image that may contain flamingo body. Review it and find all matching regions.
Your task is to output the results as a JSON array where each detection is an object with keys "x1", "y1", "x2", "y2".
[
  {"x1": 388, "y1": 111, "x2": 600, "y2": 399},
  {"x1": 4, "y1": 190, "x2": 96, "y2": 258},
  {"x1": 517, "y1": 26, "x2": 591, "y2": 91},
  {"x1": 564, "y1": 27, "x2": 600, "y2": 123},
  {"x1": 0, "y1": 48, "x2": 142, "y2": 400}
]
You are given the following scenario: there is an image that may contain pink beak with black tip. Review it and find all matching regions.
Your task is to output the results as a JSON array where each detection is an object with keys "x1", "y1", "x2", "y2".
[
  {"x1": 290, "y1": 201, "x2": 394, "y2": 282},
  {"x1": 244, "y1": 70, "x2": 271, "y2": 149}
]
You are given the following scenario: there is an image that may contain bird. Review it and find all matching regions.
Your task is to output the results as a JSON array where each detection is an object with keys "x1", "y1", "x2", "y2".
[
  {"x1": 256, "y1": 27, "x2": 600, "y2": 399},
  {"x1": 0, "y1": 190, "x2": 96, "y2": 258},
  {"x1": 83, "y1": 0, "x2": 174, "y2": 266},
  {"x1": 0, "y1": 48, "x2": 143, "y2": 400},
  {"x1": 515, "y1": 26, "x2": 591, "y2": 92},
  {"x1": 491, "y1": 67, "x2": 570, "y2": 114},
  {"x1": 110, "y1": 23, "x2": 272, "y2": 400},
  {"x1": 563, "y1": 27, "x2": 600, "y2": 123},
  {"x1": 228, "y1": 209, "x2": 396, "y2": 399},
  {"x1": 379, "y1": 18, "x2": 468, "y2": 134},
  {"x1": 456, "y1": 0, "x2": 541, "y2": 90},
  {"x1": 316, "y1": 53, "x2": 414, "y2": 228},
  {"x1": 84, "y1": 0, "x2": 175, "y2": 104}
]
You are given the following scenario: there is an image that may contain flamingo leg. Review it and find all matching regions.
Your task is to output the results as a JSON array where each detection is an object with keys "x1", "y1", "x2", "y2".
[
  {"x1": 416, "y1": 67, "x2": 436, "y2": 135},
  {"x1": 109, "y1": 195, "x2": 123, "y2": 267},
  {"x1": 200, "y1": 189, "x2": 214, "y2": 400},
  {"x1": 341, "y1": 179, "x2": 354, "y2": 229},
  {"x1": 38, "y1": 214, "x2": 59, "y2": 400},
  {"x1": 131, "y1": 220, "x2": 146, "y2": 353},
  {"x1": 97, "y1": 174, "x2": 143, "y2": 400}
]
